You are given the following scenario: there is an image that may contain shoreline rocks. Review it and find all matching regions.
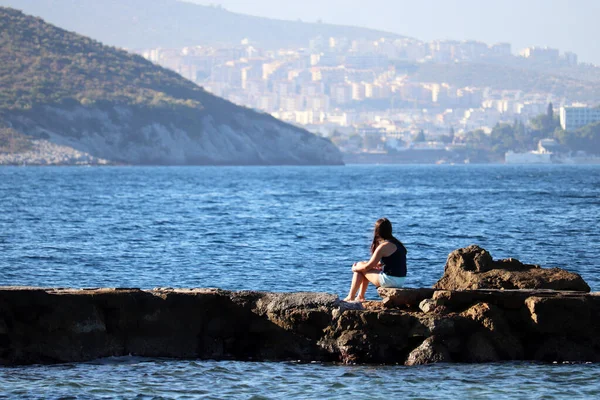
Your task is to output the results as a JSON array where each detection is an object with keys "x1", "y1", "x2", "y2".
[
  {"x1": 0, "y1": 139, "x2": 113, "y2": 166},
  {"x1": 1, "y1": 285, "x2": 600, "y2": 366},
  {"x1": 1, "y1": 246, "x2": 595, "y2": 366}
]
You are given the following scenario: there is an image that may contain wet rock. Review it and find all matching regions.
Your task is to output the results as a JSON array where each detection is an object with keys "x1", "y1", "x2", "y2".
[
  {"x1": 533, "y1": 337, "x2": 600, "y2": 362},
  {"x1": 434, "y1": 245, "x2": 590, "y2": 292},
  {"x1": 405, "y1": 336, "x2": 451, "y2": 365},
  {"x1": 0, "y1": 318, "x2": 8, "y2": 335},
  {"x1": 464, "y1": 332, "x2": 499, "y2": 362}
]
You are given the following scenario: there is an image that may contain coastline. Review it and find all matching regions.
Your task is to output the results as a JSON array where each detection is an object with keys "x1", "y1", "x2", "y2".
[{"x1": 4, "y1": 147, "x2": 600, "y2": 166}]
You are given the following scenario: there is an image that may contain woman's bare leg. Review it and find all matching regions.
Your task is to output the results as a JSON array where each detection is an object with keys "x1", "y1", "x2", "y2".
[
  {"x1": 345, "y1": 269, "x2": 382, "y2": 302},
  {"x1": 344, "y1": 271, "x2": 364, "y2": 301},
  {"x1": 356, "y1": 276, "x2": 369, "y2": 301},
  {"x1": 358, "y1": 271, "x2": 381, "y2": 301}
]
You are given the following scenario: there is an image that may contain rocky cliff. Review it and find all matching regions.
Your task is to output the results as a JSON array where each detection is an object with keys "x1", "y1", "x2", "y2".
[
  {"x1": 2, "y1": 102, "x2": 343, "y2": 165},
  {"x1": 0, "y1": 7, "x2": 343, "y2": 165}
]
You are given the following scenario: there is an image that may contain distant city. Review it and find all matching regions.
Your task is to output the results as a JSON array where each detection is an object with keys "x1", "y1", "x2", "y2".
[{"x1": 136, "y1": 36, "x2": 599, "y2": 160}]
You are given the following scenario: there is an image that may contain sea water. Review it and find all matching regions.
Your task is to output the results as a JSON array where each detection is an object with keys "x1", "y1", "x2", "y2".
[{"x1": 1, "y1": 165, "x2": 599, "y2": 398}]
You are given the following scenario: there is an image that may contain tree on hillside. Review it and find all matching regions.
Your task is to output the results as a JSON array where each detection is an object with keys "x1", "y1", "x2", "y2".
[
  {"x1": 509, "y1": 119, "x2": 532, "y2": 150},
  {"x1": 530, "y1": 110, "x2": 560, "y2": 141},
  {"x1": 490, "y1": 123, "x2": 517, "y2": 154},
  {"x1": 555, "y1": 121, "x2": 600, "y2": 154},
  {"x1": 464, "y1": 129, "x2": 490, "y2": 148},
  {"x1": 0, "y1": 127, "x2": 32, "y2": 153},
  {"x1": 413, "y1": 129, "x2": 426, "y2": 143},
  {"x1": 547, "y1": 102, "x2": 554, "y2": 120},
  {"x1": 440, "y1": 127, "x2": 455, "y2": 144}
]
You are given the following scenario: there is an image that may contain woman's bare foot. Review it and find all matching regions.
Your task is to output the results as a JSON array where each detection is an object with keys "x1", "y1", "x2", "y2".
[
  {"x1": 355, "y1": 297, "x2": 366, "y2": 302},
  {"x1": 343, "y1": 296, "x2": 354, "y2": 302}
]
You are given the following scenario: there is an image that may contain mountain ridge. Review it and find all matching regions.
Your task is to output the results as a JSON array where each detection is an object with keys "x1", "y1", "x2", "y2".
[{"x1": 0, "y1": 0, "x2": 403, "y2": 50}]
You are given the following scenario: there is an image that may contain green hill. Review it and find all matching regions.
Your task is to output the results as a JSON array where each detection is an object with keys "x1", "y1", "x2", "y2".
[
  {"x1": 0, "y1": 7, "x2": 342, "y2": 165},
  {"x1": 0, "y1": 6, "x2": 218, "y2": 111},
  {"x1": 0, "y1": 0, "x2": 402, "y2": 50}
]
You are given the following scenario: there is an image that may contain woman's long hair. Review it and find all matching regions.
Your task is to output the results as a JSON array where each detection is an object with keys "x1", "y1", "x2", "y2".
[{"x1": 370, "y1": 218, "x2": 406, "y2": 254}]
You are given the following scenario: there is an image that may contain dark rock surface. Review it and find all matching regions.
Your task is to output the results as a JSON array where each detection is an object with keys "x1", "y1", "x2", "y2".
[
  {"x1": 433, "y1": 245, "x2": 590, "y2": 292},
  {"x1": 2, "y1": 284, "x2": 600, "y2": 366}
]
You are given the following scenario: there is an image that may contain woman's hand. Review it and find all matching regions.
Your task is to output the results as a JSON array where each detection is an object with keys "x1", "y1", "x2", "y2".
[{"x1": 351, "y1": 261, "x2": 365, "y2": 272}]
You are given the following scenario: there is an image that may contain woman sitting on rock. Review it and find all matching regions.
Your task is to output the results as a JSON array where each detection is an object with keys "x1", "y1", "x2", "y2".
[{"x1": 344, "y1": 218, "x2": 407, "y2": 302}]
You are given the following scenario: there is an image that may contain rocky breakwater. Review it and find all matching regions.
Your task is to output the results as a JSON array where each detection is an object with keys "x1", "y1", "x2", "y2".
[
  {"x1": 379, "y1": 245, "x2": 597, "y2": 364},
  {"x1": 0, "y1": 246, "x2": 597, "y2": 366}
]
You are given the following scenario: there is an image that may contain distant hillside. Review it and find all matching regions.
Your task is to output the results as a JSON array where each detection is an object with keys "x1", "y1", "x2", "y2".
[
  {"x1": 0, "y1": 0, "x2": 402, "y2": 50},
  {"x1": 408, "y1": 62, "x2": 600, "y2": 102},
  {"x1": 0, "y1": 7, "x2": 343, "y2": 165}
]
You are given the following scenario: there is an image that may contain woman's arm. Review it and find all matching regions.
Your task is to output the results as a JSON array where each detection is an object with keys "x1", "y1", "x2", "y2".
[{"x1": 351, "y1": 244, "x2": 388, "y2": 272}]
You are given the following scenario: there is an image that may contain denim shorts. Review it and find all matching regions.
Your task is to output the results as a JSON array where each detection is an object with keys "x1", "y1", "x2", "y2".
[{"x1": 378, "y1": 273, "x2": 405, "y2": 288}]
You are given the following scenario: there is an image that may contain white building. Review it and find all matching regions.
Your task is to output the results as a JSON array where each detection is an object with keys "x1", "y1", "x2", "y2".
[
  {"x1": 257, "y1": 95, "x2": 278, "y2": 111},
  {"x1": 279, "y1": 95, "x2": 305, "y2": 112},
  {"x1": 330, "y1": 83, "x2": 352, "y2": 104},
  {"x1": 351, "y1": 83, "x2": 366, "y2": 101},
  {"x1": 560, "y1": 106, "x2": 600, "y2": 131},
  {"x1": 305, "y1": 95, "x2": 330, "y2": 112},
  {"x1": 563, "y1": 52, "x2": 578, "y2": 66},
  {"x1": 490, "y1": 43, "x2": 512, "y2": 57},
  {"x1": 519, "y1": 47, "x2": 560, "y2": 63}
]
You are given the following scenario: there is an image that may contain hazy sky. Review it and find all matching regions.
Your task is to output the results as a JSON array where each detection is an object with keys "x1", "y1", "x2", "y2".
[{"x1": 189, "y1": 0, "x2": 599, "y2": 65}]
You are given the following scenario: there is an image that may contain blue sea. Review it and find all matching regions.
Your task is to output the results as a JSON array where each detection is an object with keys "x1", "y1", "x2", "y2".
[{"x1": 1, "y1": 165, "x2": 600, "y2": 399}]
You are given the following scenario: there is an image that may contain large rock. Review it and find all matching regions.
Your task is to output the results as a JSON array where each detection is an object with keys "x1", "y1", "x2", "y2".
[
  {"x1": 320, "y1": 309, "x2": 422, "y2": 364},
  {"x1": 460, "y1": 302, "x2": 523, "y2": 360},
  {"x1": 532, "y1": 337, "x2": 600, "y2": 362},
  {"x1": 434, "y1": 245, "x2": 590, "y2": 292},
  {"x1": 378, "y1": 288, "x2": 436, "y2": 309},
  {"x1": 524, "y1": 295, "x2": 600, "y2": 336},
  {"x1": 431, "y1": 288, "x2": 588, "y2": 311},
  {"x1": 405, "y1": 336, "x2": 451, "y2": 365}
]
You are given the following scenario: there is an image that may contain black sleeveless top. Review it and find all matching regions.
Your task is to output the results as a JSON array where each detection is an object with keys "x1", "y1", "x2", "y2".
[{"x1": 380, "y1": 238, "x2": 407, "y2": 277}]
